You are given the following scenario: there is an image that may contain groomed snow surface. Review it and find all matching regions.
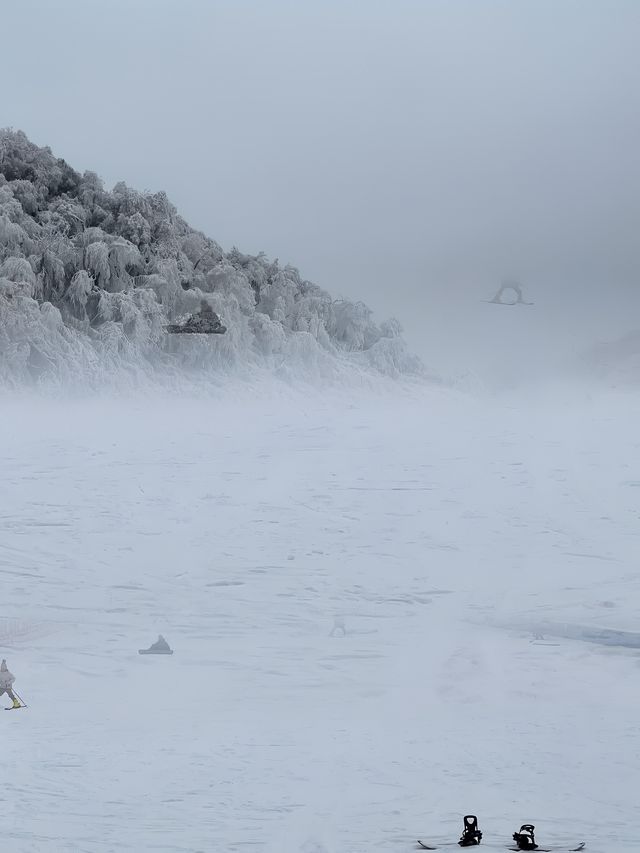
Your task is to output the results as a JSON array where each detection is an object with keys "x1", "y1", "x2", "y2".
[{"x1": 2, "y1": 386, "x2": 639, "y2": 853}]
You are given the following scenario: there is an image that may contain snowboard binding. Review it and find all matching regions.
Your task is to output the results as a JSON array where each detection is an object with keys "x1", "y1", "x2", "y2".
[
  {"x1": 513, "y1": 824, "x2": 538, "y2": 850},
  {"x1": 459, "y1": 815, "x2": 482, "y2": 846}
]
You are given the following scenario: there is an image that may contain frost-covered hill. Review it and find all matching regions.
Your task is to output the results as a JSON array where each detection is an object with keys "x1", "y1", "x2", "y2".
[{"x1": 0, "y1": 130, "x2": 423, "y2": 388}]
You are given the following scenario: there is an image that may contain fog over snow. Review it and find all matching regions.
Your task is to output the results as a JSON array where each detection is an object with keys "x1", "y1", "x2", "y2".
[
  {"x1": 1, "y1": 2, "x2": 640, "y2": 853},
  {"x1": 3, "y1": 0, "x2": 640, "y2": 385}
]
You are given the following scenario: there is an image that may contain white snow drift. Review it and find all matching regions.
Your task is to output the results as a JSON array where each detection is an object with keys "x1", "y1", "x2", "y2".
[{"x1": 2, "y1": 389, "x2": 639, "y2": 852}]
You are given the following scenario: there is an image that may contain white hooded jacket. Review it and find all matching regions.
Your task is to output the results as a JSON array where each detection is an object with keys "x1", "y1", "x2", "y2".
[{"x1": 0, "y1": 659, "x2": 15, "y2": 690}]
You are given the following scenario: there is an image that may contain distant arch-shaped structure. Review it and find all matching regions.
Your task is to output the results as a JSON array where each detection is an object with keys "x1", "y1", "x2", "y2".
[{"x1": 488, "y1": 280, "x2": 532, "y2": 305}]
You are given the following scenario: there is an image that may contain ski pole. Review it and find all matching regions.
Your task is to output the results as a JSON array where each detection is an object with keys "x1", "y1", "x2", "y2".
[{"x1": 14, "y1": 690, "x2": 27, "y2": 708}]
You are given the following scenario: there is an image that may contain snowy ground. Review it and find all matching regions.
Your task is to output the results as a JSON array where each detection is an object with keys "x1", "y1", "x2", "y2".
[{"x1": 2, "y1": 385, "x2": 639, "y2": 853}]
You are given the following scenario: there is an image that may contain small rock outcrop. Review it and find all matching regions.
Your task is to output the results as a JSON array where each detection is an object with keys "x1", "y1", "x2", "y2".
[{"x1": 165, "y1": 299, "x2": 226, "y2": 335}]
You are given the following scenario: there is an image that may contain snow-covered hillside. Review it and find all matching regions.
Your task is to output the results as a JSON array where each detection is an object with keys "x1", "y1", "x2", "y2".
[
  {"x1": 0, "y1": 130, "x2": 422, "y2": 388},
  {"x1": 2, "y1": 389, "x2": 639, "y2": 852}
]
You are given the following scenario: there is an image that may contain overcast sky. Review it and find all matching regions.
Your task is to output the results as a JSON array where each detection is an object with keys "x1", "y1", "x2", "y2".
[{"x1": 3, "y1": 0, "x2": 639, "y2": 376}]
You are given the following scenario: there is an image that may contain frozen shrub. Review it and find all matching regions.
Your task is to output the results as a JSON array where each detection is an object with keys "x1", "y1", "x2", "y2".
[{"x1": 0, "y1": 256, "x2": 37, "y2": 296}]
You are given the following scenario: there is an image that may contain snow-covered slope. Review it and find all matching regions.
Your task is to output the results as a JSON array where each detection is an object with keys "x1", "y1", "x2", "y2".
[
  {"x1": 2, "y1": 388, "x2": 639, "y2": 852},
  {"x1": 0, "y1": 129, "x2": 423, "y2": 388}
]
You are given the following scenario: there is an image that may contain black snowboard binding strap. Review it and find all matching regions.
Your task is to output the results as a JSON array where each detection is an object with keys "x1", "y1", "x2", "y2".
[
  {"x1": 513, "y1": 824, "x2": 538, "y2": 850},
  {"x1": 459, "y1": 815, "x2": 482, "y2": 846}
]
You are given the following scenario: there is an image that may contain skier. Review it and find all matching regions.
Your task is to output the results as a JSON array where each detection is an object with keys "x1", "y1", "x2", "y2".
[{"x1": 0, "y1": 659, "x2": 21, "y2": 709}]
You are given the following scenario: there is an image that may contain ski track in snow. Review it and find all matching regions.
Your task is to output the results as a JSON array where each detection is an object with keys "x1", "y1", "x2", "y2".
[{"x1": 1, "y1": 391, "x2": 639, "y2": 852}]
